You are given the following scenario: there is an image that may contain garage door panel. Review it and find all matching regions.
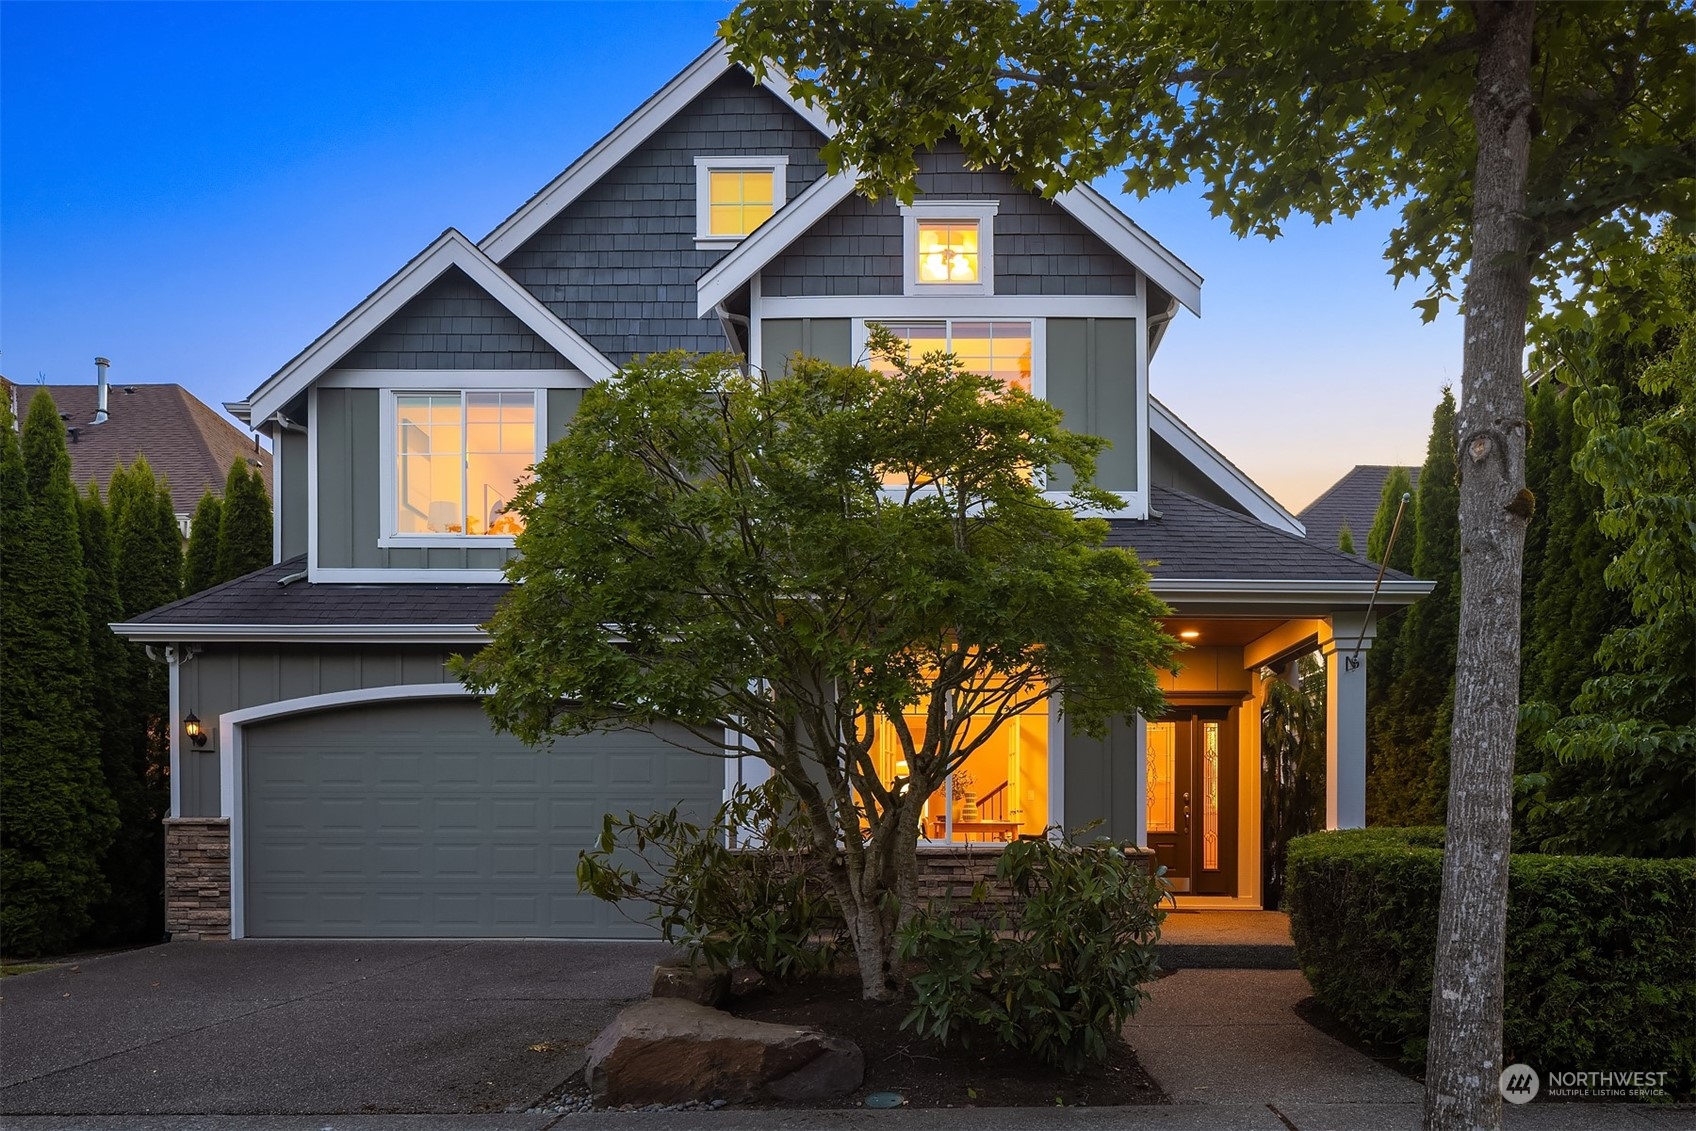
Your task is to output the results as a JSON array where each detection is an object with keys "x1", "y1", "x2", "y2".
[{"x1": 244, "y1": 700, "x2": 720, "y2": 938}]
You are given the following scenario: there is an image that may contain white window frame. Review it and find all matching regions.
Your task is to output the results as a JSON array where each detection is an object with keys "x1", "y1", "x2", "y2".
[
  {"x1": 901, "y1": 200, "x2": 999, "y2": 296},
  {"x1": 695, "y1": 156, "x2": 789, "y2": 248},
  {"x1": 378, "y1": 387, "x2": 547, "y2": 549},
  {"x1": 852, "y1": 317, "x2": 1046, "y2": 403}
]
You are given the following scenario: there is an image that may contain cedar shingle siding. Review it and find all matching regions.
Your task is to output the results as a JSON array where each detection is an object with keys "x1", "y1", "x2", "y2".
[
  {"x1": 763, "y1": 141, "x2": 1138, "y2": 298},
  {"x1": 339, "y1": 266, "x2": 567, "y2": 370},
  {"x1": 499, "y1": 70, "x2": 828, "y2": 366}
]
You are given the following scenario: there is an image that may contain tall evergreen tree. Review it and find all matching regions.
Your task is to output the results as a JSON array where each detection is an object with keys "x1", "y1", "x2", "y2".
[
  {"x1": 1365, "y1": 467, "x2": 1416, "y2": 571},
  {"x1": 0, "y1": 392, "x2": 119, "y2": 956},
  {"x1": 1362, "y1": 465, "x2": 1415, "y2": 824},
  {"x1": 215, "y1": 461, "x2": 271, "y2": 583},
  {"x1": 1368, "y1": 392, "x2": 1461, "y2": 825},
  {"x1": 78, "y1": 484, "x2": 161, "y2": 944},
  {"x1": 1335, "y1": 522, "x2": 1356, "y2": 556},
  {"x1": 183, "y1": 490, "x2": 223, "y2": 594}
]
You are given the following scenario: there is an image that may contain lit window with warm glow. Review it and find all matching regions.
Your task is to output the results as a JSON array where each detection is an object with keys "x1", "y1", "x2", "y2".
[
  {"x1": 916, "y1": 220, "x2": 980, "y2": 283},
  {"x1": 707, "y1": 169, "x2": 776, "y2": 237},
  {"x1": 869, "y1": 321, "x2": 1030, "y2": 392},
  {"x1": 395, "y1": 391, "x2": 536, "y2": 537}
]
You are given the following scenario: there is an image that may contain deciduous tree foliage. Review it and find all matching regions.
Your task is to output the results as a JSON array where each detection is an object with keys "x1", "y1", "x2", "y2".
[
  {"x1": 0, "y1": 392, "x2": 119, "y2": 956},
  {"x1": 457, "y1": 344, "x2": 1177, "y2": 1000},
  {"x1": 725, "y1": 4, "x2": 1691, "y2": 1123},
  {"x1": 215, "y1": 461, "x2": 271, "y2": 584},
  {"x1": 184, "y1": 490, "x2": 223, "y2": 595}
]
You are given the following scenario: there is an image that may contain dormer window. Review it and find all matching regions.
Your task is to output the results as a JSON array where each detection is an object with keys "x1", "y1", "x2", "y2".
[
  {"x1": 387, "y1": 390, "x2": 540, "y2": 541},
  {"x1": 695, "y1": 156, "x2": 788, "y2": 246},
  {"x1": 901, "y1": 201, "x2": 997, "y2": 295}
]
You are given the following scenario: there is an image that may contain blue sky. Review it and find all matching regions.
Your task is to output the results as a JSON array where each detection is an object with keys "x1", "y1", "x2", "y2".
[{"x1": 2, "y1": 1, "x2": 1462, "y2": 512}]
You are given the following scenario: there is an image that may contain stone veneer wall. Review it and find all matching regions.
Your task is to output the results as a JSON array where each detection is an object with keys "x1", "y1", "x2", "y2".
[
  {"x1": 914, "y1": 843, "x2": 1157, "y2": 922},
  {"x1": 165, "y1": 817, "x2": 231, "y2": 941}
]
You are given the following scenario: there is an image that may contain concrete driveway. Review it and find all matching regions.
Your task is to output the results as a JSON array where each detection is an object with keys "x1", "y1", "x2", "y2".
[{"x1": 0, "y1": 940, "x2": 670, "y2": 1118}]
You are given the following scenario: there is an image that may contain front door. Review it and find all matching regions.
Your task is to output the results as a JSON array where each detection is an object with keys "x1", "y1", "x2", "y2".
[{"x1": 1145, "y1": 707, "x2": 1238, "y2": 896}]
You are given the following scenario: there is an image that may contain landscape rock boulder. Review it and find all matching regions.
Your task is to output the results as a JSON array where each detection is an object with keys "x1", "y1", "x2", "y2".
[
  {"x1": 650, "y1": 959, "x2": 730, "y2": 1007},
  {"x1": 584, "y1": 998, "x2": 864, "y2": 1106}
]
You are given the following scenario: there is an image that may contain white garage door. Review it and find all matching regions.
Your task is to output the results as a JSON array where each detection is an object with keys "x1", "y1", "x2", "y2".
[{"x1": 242, "y1": 699, "x2": 723, "y2": 938}]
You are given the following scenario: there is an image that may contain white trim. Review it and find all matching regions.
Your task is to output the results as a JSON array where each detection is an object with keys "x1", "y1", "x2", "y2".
[
  {"x1": 270, "y1": 430, "x2": 284, "y2": 565},
  {"x1": 114, "y1": 623, "x2": 492, "y2": 644},
  {"x1": 308, "y1": 567, "x2": 508, "y2": 584},
  {"x1": 1047, "y1": 697, "x2": 1065, "y2": 833},
  {"x1": 306, "y1": 386, "x2": 320, "y2": 576},
  {"x1": 697, "y1": 171, "x2": 1204, "y2": 319},
  {"x1": 1150, "y1": 578, "x2": 1434, "y2": 607},
  {"x1": 1150, "y1": 397, "x2": 1304, "y2": 535},
  {"x1": 901, "y1": 201, "x2": 998, "y2": 296},
  {"x1": 1053, "y1": 186, "x2": 1202, "y2": 315},
  {"x1": 318, "y1": 369, "x2": 592, "y2": 390},
  {"x1": 248, "y1": 230, "x2": 616, "y2": 423},
  {"x1": 219, "y1": 682, "x2": 480, "y2": 940},
  {"x1": 480, "y1": 42, "x2": 829, "y2": 263},
  {"x1": 379, "y1": 388, "x2": 545, "y2": 548},
  {"x1": 168, "y1": 649, "x2": 182, "y2": 817},
  {"x1": 694, "y1": 156, "x2": 789, "y2": 247},
  {"x1": 760, "y1": 294, "x2": 1138, "y2": 320},
  {"x1": 1132, "y1": 712, "x2": 1148, "y2": 848}
]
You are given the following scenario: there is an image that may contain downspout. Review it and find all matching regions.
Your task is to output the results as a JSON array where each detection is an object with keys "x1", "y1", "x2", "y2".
[
  {"x1": 1147, "y1": 295, "x2": 1180, "y2": 359},
  {"x1": 93, "y1": 357, "x2": 111, "y2": 425},
  {"x1": 715, "y1": 303, "x2": 750, "y2": 361}
]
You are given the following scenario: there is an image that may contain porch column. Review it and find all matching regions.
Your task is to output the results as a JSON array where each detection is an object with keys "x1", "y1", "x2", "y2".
[{"x1": 1318, "y1": 612, "x2": 1375, "y2": 829}]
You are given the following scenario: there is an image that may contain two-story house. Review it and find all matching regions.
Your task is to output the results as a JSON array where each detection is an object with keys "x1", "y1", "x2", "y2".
[{"x1": 115, "y1": 44, "x2": 1431, "y2": 942}]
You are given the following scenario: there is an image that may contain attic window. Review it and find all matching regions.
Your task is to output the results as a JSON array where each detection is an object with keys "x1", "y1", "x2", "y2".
[
  {"x1": 695, "y1": 156, "x2": 788, "y2": 245},
  {"x1": 901, "y1": 201, "x2": 997, "y2": 295}
]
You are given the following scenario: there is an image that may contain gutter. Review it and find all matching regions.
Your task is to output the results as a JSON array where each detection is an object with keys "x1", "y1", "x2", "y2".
[{"x1": 109, "y1": 622, "x2": 491, "y2": 645}]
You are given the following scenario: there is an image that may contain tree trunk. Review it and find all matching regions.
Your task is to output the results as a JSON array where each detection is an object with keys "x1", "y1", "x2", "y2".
[{"x1": 1424, "y1": 4, "x2": 1537, "y2": 1131}]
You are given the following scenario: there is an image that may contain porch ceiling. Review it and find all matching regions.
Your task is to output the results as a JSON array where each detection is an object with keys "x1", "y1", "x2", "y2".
[{"x1": 1160, "y1": 617, "x2": 1290, "y2": 648}]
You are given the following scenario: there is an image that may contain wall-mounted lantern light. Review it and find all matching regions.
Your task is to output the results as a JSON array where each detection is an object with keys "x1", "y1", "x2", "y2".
[{"x1": 184, "y1": 713, "x2": 208, "y2": 748}]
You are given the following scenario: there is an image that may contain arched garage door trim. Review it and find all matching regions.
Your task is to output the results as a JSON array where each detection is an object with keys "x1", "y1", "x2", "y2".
[{"x1": 219, "y1": 683, "x2": 480, "y2": 940}]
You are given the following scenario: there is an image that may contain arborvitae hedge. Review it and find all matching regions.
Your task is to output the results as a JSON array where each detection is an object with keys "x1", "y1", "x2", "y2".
[
  {"x1": 1287, "y1": 828, "x2": 1695, "y2": 1091},
  {"x1": 183, "y1": 490, "x2": 223, "y2": 595},
  {"x1": 0, "y1": 392, "x2": 119, "y2": 956},
  {"x1": 215, "y1": 460, "x2": 271, "y2": 583}
]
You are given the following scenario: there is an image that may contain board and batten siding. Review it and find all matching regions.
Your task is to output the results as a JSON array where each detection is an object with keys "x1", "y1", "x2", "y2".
[
  {"x1": 763, "y1": 141, "x2": 1137, "y2": 299},
  {"x1": 176, "y1": 643, "x2": 467, "y2": 817},
  {"x1": 759, "y1": 318, "x2": 852, "y2": 375},
  {"x1": 313, "y1": 386, "x2": 579, "y2": 571},
  {"x1": 1045, "y1": 318, "x2": 1138, "y2": 493},
  {"x1": 278, "y1": 426, "x2": 309, "y2": 560}
]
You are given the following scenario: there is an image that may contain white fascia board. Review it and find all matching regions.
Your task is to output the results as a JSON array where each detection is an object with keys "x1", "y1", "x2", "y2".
[
  {"x1": 1053, "y1": 186, "x2": 1203, "y2": 315},
  {"x1": 248, "y1": 230, "x2": 616, "y2": 423},
  {"x1": 696, "y1": 173, "x2": 857, "y2": 315},
  {"x1": 1149, "y1": 397, "x2": 1305, "y2": 536},
  {"x1": 1149, "y1": 578, "x2": 1436, "y2": 606},
  {"x1": 481, "y1": 43, "x2": 831, "y2": 263},
  {"x1": 110, "y1": 622, "x2": 492, "y2": 645},
  {"x1": 224, "y1": 400, "x2": 253, "y2": 425}
]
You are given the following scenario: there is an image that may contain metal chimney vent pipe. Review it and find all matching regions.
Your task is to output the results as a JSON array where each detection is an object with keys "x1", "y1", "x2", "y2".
[{"x1": 93, "y1": 357, "x2": 111, "y2": 425}]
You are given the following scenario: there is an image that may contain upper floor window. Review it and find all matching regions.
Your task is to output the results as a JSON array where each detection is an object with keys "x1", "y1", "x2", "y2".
[
  {"x1": 901, "y1": 201, "x2": 998, "y2": 295},
  {"x1": 870, "y1": 321, "x2": 1032, "y2": 392},
  {"x1": 695, "y1": 156, "x2": 788, "y2": 245},
  {"x1": 393, "y1": 390, "x2": 537, "y2": 538}
]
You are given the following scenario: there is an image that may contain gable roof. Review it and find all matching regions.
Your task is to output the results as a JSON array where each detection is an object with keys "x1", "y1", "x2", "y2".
[
  {"x1": 243, "y1": 229, "x2": 616, "y2": 424},
  {"x1": 479, "y1": 42, "x2": 831, "y2": 263},
  {"x1": 1150, "y1": 397, "x2": 1302, "y2": 536},
  {"x1": 32, "y1": 382, "x2": 270, "y2": 516},
  {"x1": 695, "y1": 171, "x2": 1203, "y2": 318},
  {"x1": 1298, "y1": 465, "x2": 1421, "y2": 556}
]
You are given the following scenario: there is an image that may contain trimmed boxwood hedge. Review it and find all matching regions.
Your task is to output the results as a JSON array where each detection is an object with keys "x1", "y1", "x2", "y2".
[{"x1": 1286, "y1": 827, "x2": 1695, "y2": 1090}]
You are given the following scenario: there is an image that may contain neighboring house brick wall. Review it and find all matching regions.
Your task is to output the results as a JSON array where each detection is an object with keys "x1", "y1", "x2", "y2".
[
  {"x1": 763, "y1": 141, "x2": 1138, "y2": 298},
  {"x1": 339, "y1": 266, "x2": 568, "y2": 370},
  {"x1": 500, "y1": 70, "x2": 828, "y2": 366},
  {"x1": 165, "y1": 818, "x2": 231, "y2": 941}
]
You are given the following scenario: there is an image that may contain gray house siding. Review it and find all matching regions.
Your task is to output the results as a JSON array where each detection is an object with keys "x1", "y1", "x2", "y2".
[
  {"x1": 176, "y1": 643, "x2": 464, "y2": 817},
  {"x1": 1046, "y1": 318, "x2": 1139, "y2": 492},
  {"x1": 760, "y1": 318, "x2": 852, "y2": 375},
  {"x1": 339, "y1": 267, "x2": 568, "y2": 370},
  {"x1": 279, "y1": 428, "x2": 309, "y2": 559},
  {"x1": 314, "y1": 387, "x2": 578, "y2": 571},
  {"x1": 1063, "y1": 714, "x2": 1140, "y2": 843},
  {"x1": 1150, "y1": 433, "x2": 1249, "y2": 516},
  {"x1": 763, "y1": 142, "x2": 1137, "y2": 298},
  {"x1": 500, "y1": 70, "x2": 829, "y2": 366}
]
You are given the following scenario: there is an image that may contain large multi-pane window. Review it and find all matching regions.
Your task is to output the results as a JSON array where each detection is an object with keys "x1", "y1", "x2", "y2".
[
  {"x1": 868, "y1": 320, "x2": 1032, "y2": 392},
  {"x1": 395, "y1": 391, "x2": 536, "y2": 537}
]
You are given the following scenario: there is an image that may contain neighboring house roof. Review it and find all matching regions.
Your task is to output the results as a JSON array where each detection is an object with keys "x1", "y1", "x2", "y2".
[
  {"x1": 30, "y1": 382, "x2": 271, "y2": 516},
  {"x1": 1298, "y1": 465, "x2": 1422, "y2": 556},
  {"x1": 112, "y1": 488, "x2": 1429, "y2": 643}
]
